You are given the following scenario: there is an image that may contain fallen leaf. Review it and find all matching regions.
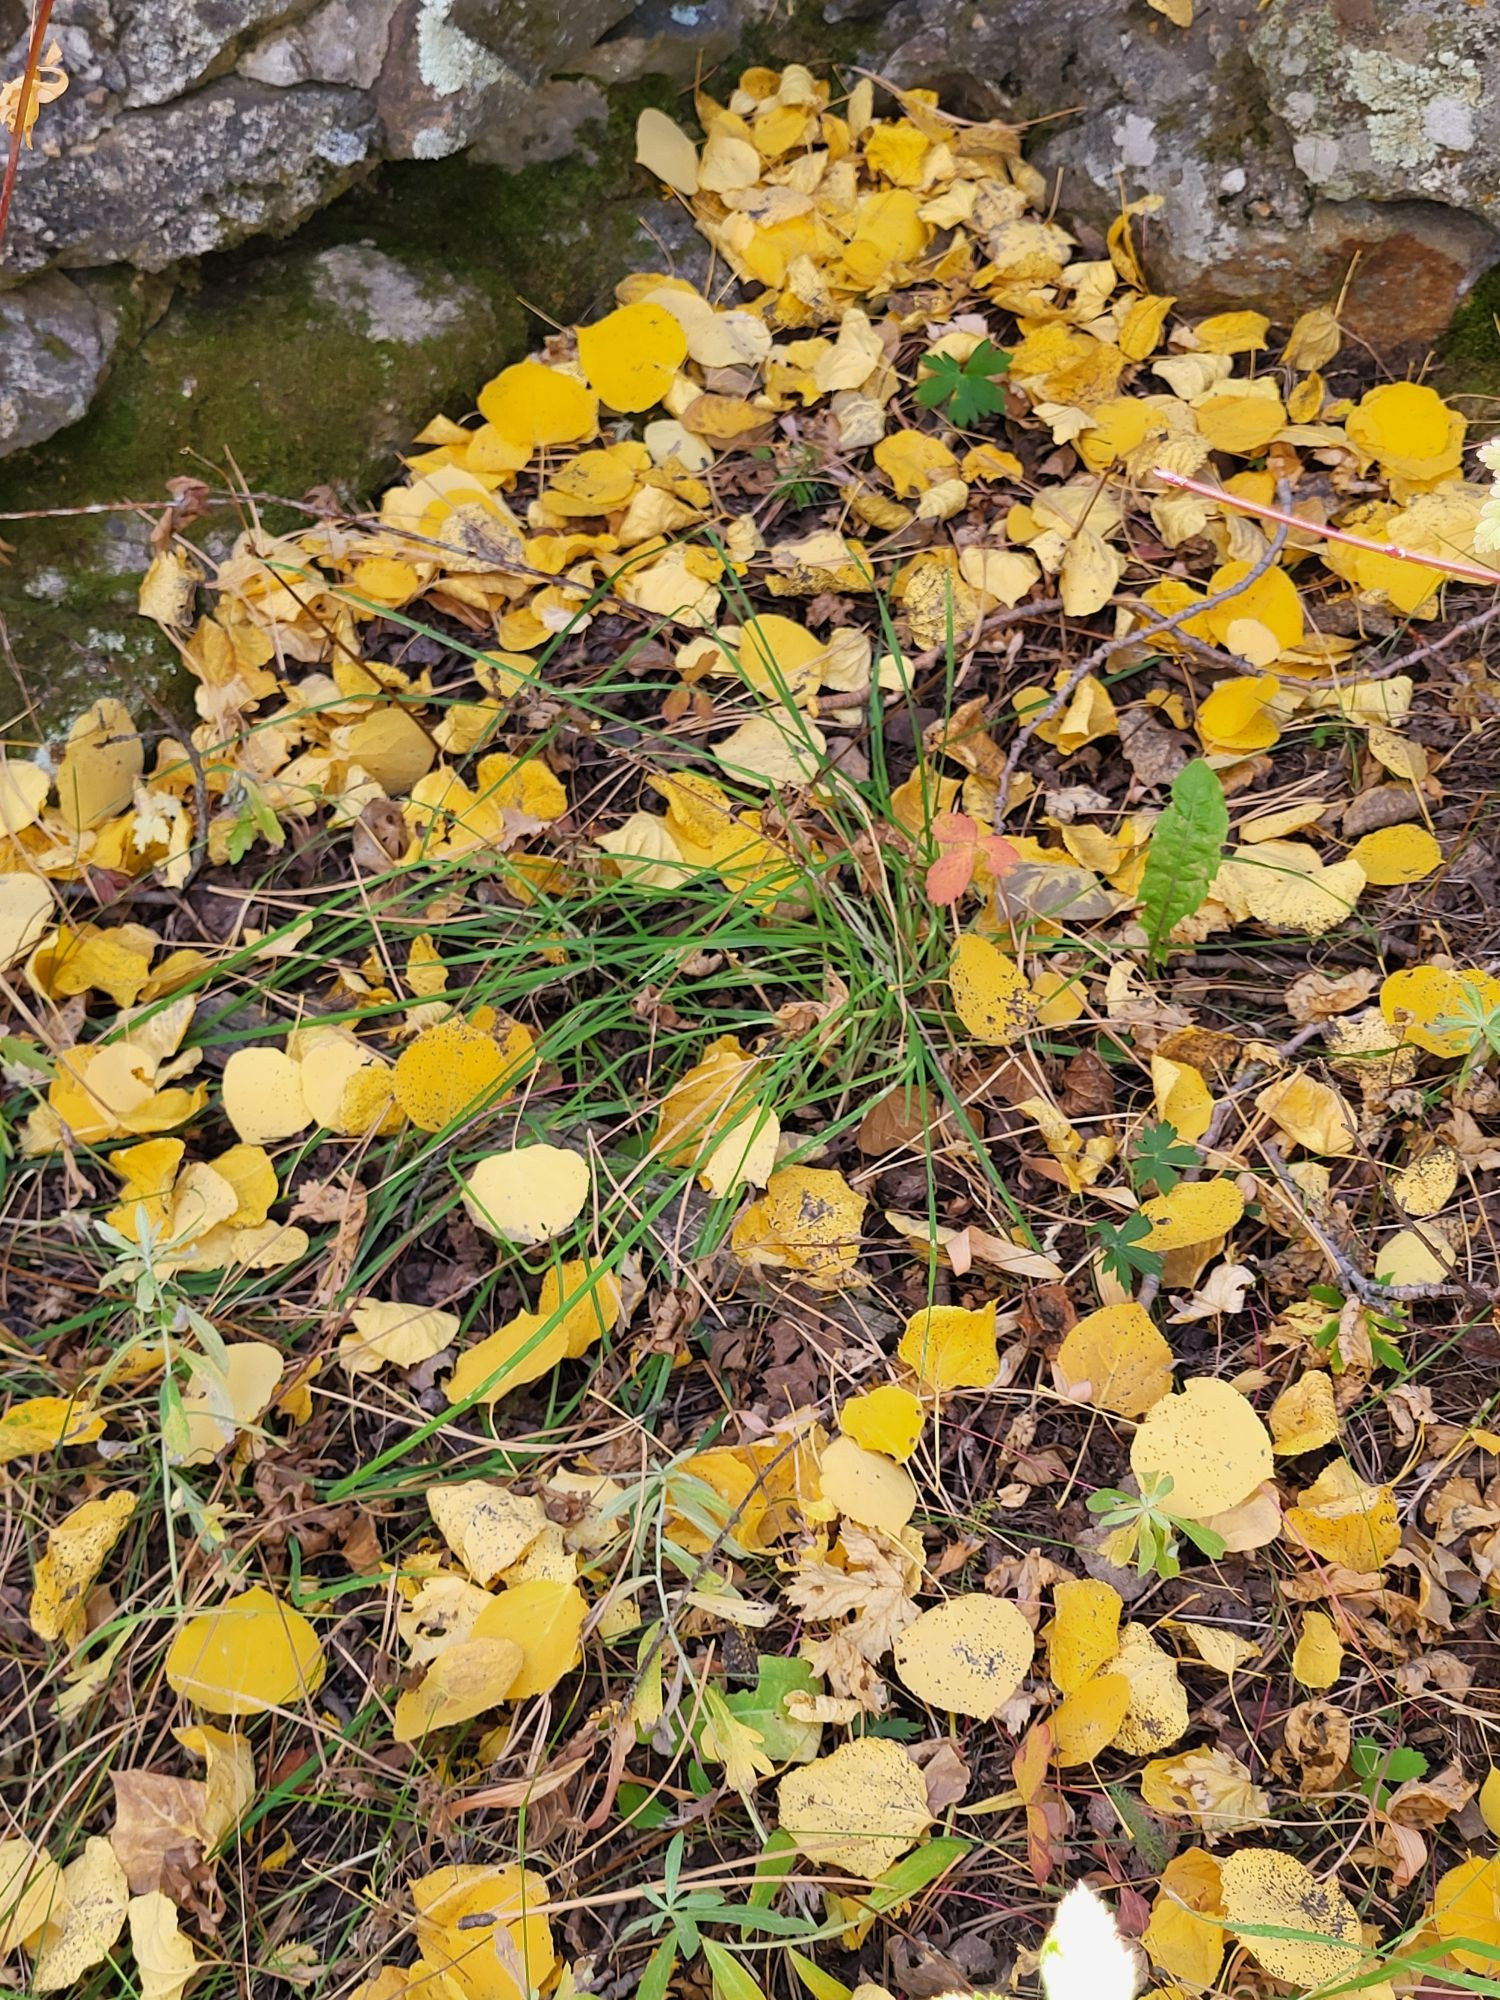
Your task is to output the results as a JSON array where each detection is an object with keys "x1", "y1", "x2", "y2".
[
  {"x1": 164, "y1": 1584, "x2": 325, "y2": 1716},
  {"x1": 893, "y1": 1594, "x2": 1034, "y2": 1718},
  {"x1": 776, "y1": 1737, "x2": 931, "y2": 1880}
]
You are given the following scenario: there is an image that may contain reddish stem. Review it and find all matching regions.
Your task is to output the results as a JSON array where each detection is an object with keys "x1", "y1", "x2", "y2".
[
  {"x1": 0, "y1": 0, "x2": 55, "y2": 265},
  {"x1": 1153, "y1": 464, "x2": 1500, "y2": 587}
]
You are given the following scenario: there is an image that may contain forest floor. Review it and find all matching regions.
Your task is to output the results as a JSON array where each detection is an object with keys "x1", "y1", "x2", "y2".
[{"x1": 4, "y1": 56, "x2": 1500, "y2": 2000}]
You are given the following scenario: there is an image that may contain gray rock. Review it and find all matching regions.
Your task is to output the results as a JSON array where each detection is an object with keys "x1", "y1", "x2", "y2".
[
  {"x1": 3, "y1": 80, "x2": 377, "y2": 278},
  {"x1": 0, "y1": 271, "x2": 122, "y2": 454},
  {"x1": 114, "y1": 0, "x2": 317, "y2": 107},
  {"x1": 306, "y1": 241, "x2": 466, "y2": 343},
  {"x1": 874, "y1": 0, "x2": 1500, "y2": 346}
]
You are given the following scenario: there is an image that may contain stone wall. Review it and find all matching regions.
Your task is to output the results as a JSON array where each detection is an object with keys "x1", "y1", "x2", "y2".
[{"x1": 2, "y1": 0, "x2": 1499, "y2": 460}]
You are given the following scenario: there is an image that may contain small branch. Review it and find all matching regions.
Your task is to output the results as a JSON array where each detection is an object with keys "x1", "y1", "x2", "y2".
[
  {"x1": 0, "y1": 0, "x2": 55, "y2": 261},
  {"x1": 997, "y1": 483, "x2": 1293, "y2": 812},
  {"x1": 1153, "y1": 467, "x2": 1500, "y2": 589},
  {"x1": 1259, "y1": 1138, "x2": 1473, "y2": 1305}
]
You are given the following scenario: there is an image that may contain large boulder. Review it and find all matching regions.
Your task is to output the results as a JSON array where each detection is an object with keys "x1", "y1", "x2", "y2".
[{"x1": 874, "y1": 0, "x2": 1500, "y2": 345}]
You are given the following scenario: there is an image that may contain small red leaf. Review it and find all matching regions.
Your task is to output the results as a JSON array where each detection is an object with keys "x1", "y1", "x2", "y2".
[{"x1": 926, "y1": 846, "x2": 976, "y2": 905}]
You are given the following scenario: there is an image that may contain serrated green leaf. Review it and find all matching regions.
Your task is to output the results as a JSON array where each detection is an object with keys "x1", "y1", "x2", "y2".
[{"x1": 1137, "y1": 758, "x2": 1228, "y2": 965}]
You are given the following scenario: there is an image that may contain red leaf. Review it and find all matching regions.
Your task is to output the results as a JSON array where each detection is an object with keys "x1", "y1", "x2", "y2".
[
  {"x1": 978, "y1": 834, "x2": 1020, "y2": 876},
  {"x1": 926, "y1": 845, "x2": 976, "y2": 905}
]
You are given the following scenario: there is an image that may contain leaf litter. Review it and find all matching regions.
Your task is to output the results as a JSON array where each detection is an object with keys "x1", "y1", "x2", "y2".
[{"x1": 3, "y1": 53, "x2": 1500, "y2": 2000}]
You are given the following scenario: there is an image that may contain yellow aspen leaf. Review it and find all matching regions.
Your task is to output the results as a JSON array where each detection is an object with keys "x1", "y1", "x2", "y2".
[
  {"x1": 1109, "y1": 1622, "x2": 1189, "y2": 1754},
  {"x1": 1193, "y1": 383, "x2": 1287, "y2": 455},
  {"x1": 1047, "y1": 1577, "x2": 1123, "y2": 1694},
  {"x1": 0, "y1": 1396, "x2": 105, "y2": 1463},
  {"x1": 177, "y1": 1342, "x2": 284, "y2": 1464},
  {"x1": 428, "y1": 1483, "x2": 545, "y2": 1584},
  {"x1": 1201, "y1": 560, "x2": 1304, "y2": 653},
  {"x1": 338, "y1": 706, "x2": 436, "y2": 793},
  {"x1": 1268, "y1": 1372, "x2": 1339, "y2": 1455},
  {"x1": 55, "y1": 698, "x2": 144, "y2": 832},
  {"x1": 1143, "y1": 1849, "x2": 1226, "y2": 1987},
  {"x1": 537, "y1": 1259, "x2": 622, "y2": 1359},
  {"x1": 839, "y1": 1384, "x2": 924, "y2": 1462},
  {"x1": 777, "y1": 1739, "x2": 931, "y2": 1881},
  {"x1": 734, "y1": 612, "x2": 828, "y2": 702},
  {"x1": 893, "y1": 1595, "x2": 1035, "y2": 1718},
  {"x1": 1478, "y1": 1768, "x2": 1500, "y2": 1838},
  {"x1": 164, "y1": 1584, "x2": 325, "y2": 1715},
  {"x1": 1254, "y1": 1071, "x2": 1358, "y2": 1155},
  {"x1": 127, "y1": 1892, "x2": 200, "y2": 2000},
  {"x1": 1197, "y1": 673, "x2": 1282, "y2": 751},
  {"x1": 1292, "y1": 1611, "x2": 1343, "y2": 1689},
  {"x1": 1059, "y1": 530, "x2": 1124, "y2": 617},
  {"x1": 394, "y1": 1017, "x2": 531, "y2": 1133},
  {"x1": 0, "y1": 874, "x2": 53, "y2": 968},
  {"x1": 462, "y1": 1144, "x2": 590, "y2": 1248},
  {"x1": 634, "y1": 105, "x2": 699, "y2": 192},
  {"x1": 446, "y1": 1314, "x2": 571, "y2": 1405},
  {"x1": 30, "y1": 1489, "x2": 137, "y2": 1645},
  {"x1": 873, "y1": 429, "x2": 959, "y2": 498},
  {"x1": 1284, "y1": 1459, "x2": 1400, "y2": 1570},
  {"x1": 340, "y1": 1299, "x2": 461, "y2": 1376},
  {"x1": 1138, "y1": 1179, "x2": 1244, "y2": 1250},
  {"x1": 1432, "y1": 1854, "x2": 1500, "y2": 1974},
  {"x1": 1150, "y1": 1053, "x2": 1214, "y2": 1143},
  {"x1": 469, "y1": 1579, "x2": 587, "y2": 1698},
  {"x1": 411, "y1": 1863, "x2": 555, "y2": 2000},
  {"x1": 1174, "y1": 1622, "x2": 1257, "y2": 1673},
  {"x1": 1142, "y1": 1747, "x2": 1268, "y2": 1833},
  {"x1": 1194, "y1": 311, "x2": 1268, "y2": 353},
  {"x1": 1198, "y1": 1483, "x2": 1282, "y2": 1552},
  {"x1": 1131, "y1": 1377, "x2": 1272, "y2": 1518},
  {"x1": 209, "y1": 1145, "x2": 277, "y2": 1227},
  {"x1": 898, "y1": 1300, "x2": 999, "y2": 1391},
  {"x1": 28, "y1": 1838, "x2": 129, "y2": 1992},
  {"x1": 1366, "y1": 723, "x2": 1427, "y2": 781},
  {"x1": 1283, "y1": 306, "x2": 1341, "y2": 371},
  {"x1": 818, "y1": 1434, "x2": 917, "y2": 1535},
  {"x1": 577, "y1": 302, "x2": 687, "y2": 413},
  {"x1": 1055, "y1": 1303, "x2": 1174, "y2": 1417},
  {"x1": 393, "y1": 1637, "x2": 525, "y2": 1742},
  {"x1": 731, "y1": 1165, "x2": 866, "y2": 1288},
  {"x1": 1218, "y1": 1848, "x2": 1364, "y2": 1987},
  {"x1": 654, "y1": 1035, "x2": 763, "y2": 1165},
  {"x1": 1345, "y1": 381, "x2": 1464, "y2": 482},
  {"x1": 1381, "y1": 964, "x2": 1500, "y2": 1059},
  {"x1": 1350, "y1": 824, "x2": 1443, "y2": 884},
  {"x1": 1390, "y1": 1144, "x2": 1458, "y2": 1217},
  {"x1": 949, "y1": 933, "x2": 1039, "y2": 1045},
  {"x1": 476, "y1": 361, "x2": 597, "y2": 450},
  {"x1": 0, "y1": 756, "x2": 49, "y2": 835},
  {"x1": 1052, "y1": 1674, "x2": 1131, "y2": 1766},
  {"x1": 221, "y1": 1047, "x2": 311, "y2": 1145},
  {"x1": 0, "y1": 1840, "x2": 64, "y2": 1952}
]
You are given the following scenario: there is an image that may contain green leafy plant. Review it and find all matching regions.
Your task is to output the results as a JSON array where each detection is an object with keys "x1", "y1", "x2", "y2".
[
  {"x1": 914, "y1": 338, "x2": 1011, "y2": 426},
  {"x1": 1093, "y1": 1210, "x2": 1165, "y2": 1288},
  {"x1": 1137, "y1": 758, "x2": 1228, "y2": 966},
  {"x1": 1088, "y1": 1472, "x2": 1227, "y2": 1580},
  {"x1": 1435, "y1": 979, "x2": 1500, "y2": 1064},
  {"x1": 1351, "y1": 1735, "x2": 1428, "y2": 1808},
  {"x1": 1129, "y1": 1120, "x2": 1200, "y2": 1194},
  {"x1": 1306, "y1": 1282, "x2": 1406, "y2": 1374}
]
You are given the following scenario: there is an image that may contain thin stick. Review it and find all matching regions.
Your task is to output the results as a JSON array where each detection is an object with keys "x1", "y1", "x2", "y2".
[
  {"x1": 997, "y1": 482, "x2": 1293, "y2": 811},
  {"x1": 1153, "y1": 467, "x2": 1500, "y2": 588},
  {"x1": 0, "y1": 0, "x2": 55, "y2": 258}
]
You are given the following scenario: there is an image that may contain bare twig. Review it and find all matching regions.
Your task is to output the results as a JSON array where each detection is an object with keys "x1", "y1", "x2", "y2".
[
  {"x1": 0, "y1": 0, "x2": 54, "y2": 259},
  {"x1": 1154, "y1": 466, "x2": 1500, "y2": 589},
  {"x1": 1259, "y1": 1138, "x2": 1476, "y2": 1305},
  {"x1": 997, "y1": 483, "x2": 1293, "y2": 812}
]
